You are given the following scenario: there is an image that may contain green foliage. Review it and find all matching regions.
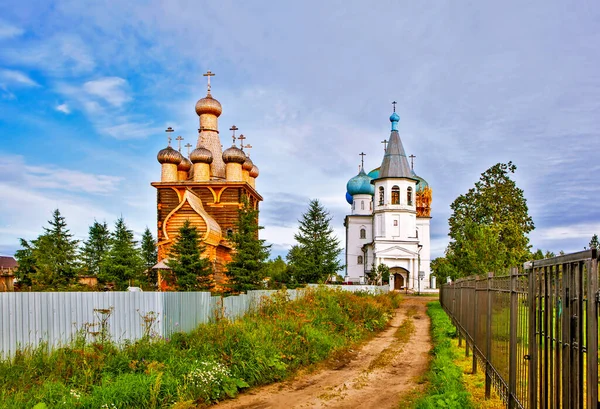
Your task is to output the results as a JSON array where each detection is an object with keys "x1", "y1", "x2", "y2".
[
  {"x1": 166, "y1": 220, "x2": 213, "y2": 291},
  {"x1": 264, "y1": 256, "x2": 298, "y2": 288},
  {"x1": 589, "y1": 234, "x2": 599, "y2": 250},
  {"x1": 445, "y1": 162, "x2": 534, "y2": 277},
  {"x1": 100, "y1": 217, "x2": 143, "y2": 290},
  {"x1": 226, "y1": 197, "x2": 271, "y2": 293},
  {"x1": 0, "y1": 288, "x2": 399, "y2": 408},
  {"x1": 413, "y1": 302, "x2": 473, "y2": 409},
  {"x1": 80, "y1": 220, "x2": 111, "y2": 276},
  {"x1": 529, "y1": 248, "x2": 556, "y2": 260},
  {"x1": 287, "y1": 199, "x2": 343, "y2": 283},
  {"x1": 141, "y1": 227, "x2": 158, "y2": 287},
  {"x1": 14, "y1": 209, "x2": 79, "y2": 290}
]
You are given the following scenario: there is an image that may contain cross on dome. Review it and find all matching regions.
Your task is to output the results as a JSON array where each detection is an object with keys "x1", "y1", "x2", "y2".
[
  {"x1": 185, "y1": 143, "x2": 192, "y2": 156},
  {"x1": 243, "y1": 144, "x2": 253, "y2": 156},
  {"x1": 203, "y1": 70, "x2": 215, "y2": 94},
  {"x1": 230, "y1": 125, "x2": 238, "y2": 145},
  {"x1": 175, "y1": 135, "x2": 184, "y2": 152},
  {"x1": 165, "y1": 127, "x2": 174, "y2": 146},
  {"x1": 381, "y1": 139, "x2": 388, "y2": 152},
  {"x1": 392, "y1": 100, "x2": 397, "y2": 112},
  {"x1": 409, "y1": 154, "x2": 416, "y2": 170},
  {"x1": 359, "y1": 152, "x2": 366, "y2": 170},
  {"x1": 238, "y1": 134, "x2": 246, "y2": 148}
]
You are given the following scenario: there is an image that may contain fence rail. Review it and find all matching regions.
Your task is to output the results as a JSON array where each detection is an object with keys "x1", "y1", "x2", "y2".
[
  {"x1": 440, "y1": 249, "x2": 599, "y2": 409},
  {"x1": 0, "y1": 285, "x2": 387, "y2": 359}
]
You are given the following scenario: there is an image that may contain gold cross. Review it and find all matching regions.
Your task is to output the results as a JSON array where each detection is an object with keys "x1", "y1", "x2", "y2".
[
  {"x1": 409, "y1": 154, "x2": 416, "y2": 170},
  {"x1": 238, "y1": 134, "x2": 246, "y2": 148},
  {"x1": 381, "y1": 140, "x2": 388, "y2": 152},
  {"x1": 203, "y1": 70, "x2": 215, "y2": 94},
  {"x1": 359, "y1": 152, "x2": 366, "y2": 170},
  {"x1": 185, "y1": 143, "x2": 192, "y2": 156},
  {"x1": 165, "y1": 127, "x2": 174, "y2": 146},
  {"x1": 175, "y1": 135, "x2": 184, "y2": 152}
]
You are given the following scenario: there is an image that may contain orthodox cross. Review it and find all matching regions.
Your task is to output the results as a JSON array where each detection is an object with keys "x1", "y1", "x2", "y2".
[
  {"x1": 230, "y1": 125, "x2": 238, "y2": 144},
  {"x1": 185, "y1": 143, "x2": 192, "y2": 156},
  {"x1": 203, "y1": 70, "x2": 215, "y2": 94},
  {"x1": 359, "y1": 152, "x2": 366, "y2": 170},
  {"x1": 392, "y1": 100, "x2": 397, "y2": 112},
  {"x1": 409, "y1": 154, "x2": 416, "y2": 170},
  {"x1": 243, "y1": 144, "x2": 253, "y2": 156},
  {"x1": 238, "y1": 134, "x2": 246, "y2": 149},
  {"x1": 165, "y1": 127, "x2": 174, "y2": 146},
  {"x1": 175, "y1": 135, "x2": 184, "y2": 152},
  {"x1": 381, "y1": 139, "x2": 388, "y2": 152}
]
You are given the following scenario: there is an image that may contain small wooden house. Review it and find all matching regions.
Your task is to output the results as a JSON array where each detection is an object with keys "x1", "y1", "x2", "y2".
[{"x1": 0, "y1": 256, "x2": 18, "y2": 292}]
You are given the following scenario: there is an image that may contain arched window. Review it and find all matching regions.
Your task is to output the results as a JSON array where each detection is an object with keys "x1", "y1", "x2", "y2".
[
  {"x1": 357, "y1": 255, "x2": 363, "y2": 264},
  {"x1": 360, "y1": 228, "x2": 366, "y2": 239},
  {"x1": 391, "y1": 185, "x2": 400, "y2": 204},
  {"x1": 379, "y1": 187, "x2": 384, "y2": 205},
  {"x1": 407, "y1": 187, "x2": 413, "y2": 206}
]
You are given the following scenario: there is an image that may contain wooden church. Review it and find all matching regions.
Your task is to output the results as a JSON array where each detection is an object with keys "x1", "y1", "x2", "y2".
[{"x1": 151, "y1": 72, "x2": 262, "y2": 289}]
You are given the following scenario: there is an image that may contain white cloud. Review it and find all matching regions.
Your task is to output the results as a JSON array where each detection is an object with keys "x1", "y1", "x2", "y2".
[
  {"x1": 55, "y1": 103, "x2": 71, "y2": 114},
  {"x1": 1, "y1": 34, "x2": 95, "y2": 76},
  {"x1": 0, "y1": 20, "x2": 24, "y2": 39},
  {"x1": 83, "y1": 77, "x2": 131, "y2": 107},
  {"x1": 0, "y1": 69, "x2": 39, "y2": 87}
]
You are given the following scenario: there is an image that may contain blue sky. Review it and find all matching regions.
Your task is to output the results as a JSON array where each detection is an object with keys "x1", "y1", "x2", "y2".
[{"x1": 1, "y1": 0, "x2": 599, "y2": 260}]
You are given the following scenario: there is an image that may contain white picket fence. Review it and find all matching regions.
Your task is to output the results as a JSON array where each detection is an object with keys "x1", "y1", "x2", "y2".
[{"x1": 0, "y1": 285, "x2": 387, "y2": 359}]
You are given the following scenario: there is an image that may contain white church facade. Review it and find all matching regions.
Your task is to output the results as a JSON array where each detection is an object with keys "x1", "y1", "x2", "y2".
[{"x1": 344, "y1": 108, "x2": 434, "y2": 291}]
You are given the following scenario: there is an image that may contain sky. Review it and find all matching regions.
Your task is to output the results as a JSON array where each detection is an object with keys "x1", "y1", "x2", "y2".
[{"x1": 0, "y1": 0, "x2": 599, "y2": 261}]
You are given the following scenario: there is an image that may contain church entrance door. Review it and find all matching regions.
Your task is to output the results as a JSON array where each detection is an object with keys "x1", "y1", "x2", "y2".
[{"x1": 393, "y1": 273, "x2": 404, "y2": 290}]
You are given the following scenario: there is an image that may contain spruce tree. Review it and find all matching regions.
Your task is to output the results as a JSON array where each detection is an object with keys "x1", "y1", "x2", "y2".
[
  {"x1": 141, "y1": 227, "x2": 158, "y2": 287},
  {"x1": 14, "y1": 209, "x2": 80, "y2": 289},
  {"x1": 100, "y1": 217, "x2": 143, "y2": 290},
  {"x1": 81, "y1": 220, "x2": 111, "y2": 276},
  {"x1": 287, "y1": 199, "x2": 342, "y2": 283},
  {"x1": 589, "y1": 234, "x2": 599, "y2": 250},
  {"x1": 226, "y1": 197, "x2": 271, "y2": 293},
  {"x1": 166, "y1": 220, "x2": 213, "y2": 291}
]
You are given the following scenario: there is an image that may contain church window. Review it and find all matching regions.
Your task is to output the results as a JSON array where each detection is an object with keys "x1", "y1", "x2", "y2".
[
  {"x1": 227, "y1": 229, "x2": 233, "y2": 238},
  {"x1": 379, "y1": 187, "x2": 384, "y2": 205},
  {"x1": 360, "y1": 228, "x2": 366, "y2": 239},
  {"x1": 407, "y1": 187, "x2": 413, "y2": 206},
  {"x1": 393, "y1": 220, "x2": 398, "y2": 226},
  {"x1": 391, "y1": 186, "x2": 400, "y2": 204},
  {"x1": 357, "y1": 255, "x2": 363, "y2": 264},
  {"x1": 361, "y1": 201, "x2": 364, "y2": 210}
]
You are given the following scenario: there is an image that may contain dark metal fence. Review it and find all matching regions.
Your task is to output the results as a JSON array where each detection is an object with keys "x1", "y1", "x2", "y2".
[{"x1": 440, "y1": 249, "x2": 599, "y2": 409}]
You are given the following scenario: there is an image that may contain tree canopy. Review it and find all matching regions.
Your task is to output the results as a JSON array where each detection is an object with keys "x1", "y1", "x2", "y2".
[
  {"x1": 140, "y1": 227, "x2": 158, "y2": 287},
  {"x1": 14, "y1": 209, "x2": 79, "y2": 289},
  {"x1": 100, "y1": 217, "x2": 143, "y2": 290},
  {"x1": 287, "y1": 199, "x2": 342, "y2": 283},
  {"x1": 436, "y1": 162, "x2": 534, "y2": 279},
  {"x1": 80, "y1": 220, "x2": 111, "y2": 277}
]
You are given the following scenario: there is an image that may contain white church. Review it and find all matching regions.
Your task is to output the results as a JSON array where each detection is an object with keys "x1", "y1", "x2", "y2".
[{"x1": 344, "y1": 107, "x2": 434, "y2": 291}]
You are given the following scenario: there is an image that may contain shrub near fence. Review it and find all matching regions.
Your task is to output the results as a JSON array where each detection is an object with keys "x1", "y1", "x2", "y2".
[
  {"x1": 0, "y1": 285, "x2": 385, "y2": 359},
  {"x1": 440, "y1": 249, "x2": 599, "y2": 409}
]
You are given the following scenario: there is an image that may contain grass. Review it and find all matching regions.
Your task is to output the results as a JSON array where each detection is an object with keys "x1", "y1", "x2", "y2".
[
  {"x1": 408, "y1": 301, "x2": 473, "y2": 409},
  {"x1": 0, "y1": 287, "x2": 401, "y2": 408}
]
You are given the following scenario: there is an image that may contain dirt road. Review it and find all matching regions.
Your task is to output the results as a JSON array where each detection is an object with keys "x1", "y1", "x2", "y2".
[{"x1": 214, "y1": 296, "x2": 432, "y2": 409}]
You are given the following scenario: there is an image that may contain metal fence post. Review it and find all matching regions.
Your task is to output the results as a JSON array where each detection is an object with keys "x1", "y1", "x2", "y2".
[
  {"x1": 508, "y1": 267, "x2": 518, "y2": 409},
  {"x1": 528, "y1": 263, "x2": 538, "y2": 409},
  {"x1": 472, "y1": 275, "x2": 478, "y2": 374},
  {"x1": 485, "y1": 271, "x2": 493, "y2": 399},
  {"x1": 586, "y1": 250, "x2": 598, "y2": 409}
]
